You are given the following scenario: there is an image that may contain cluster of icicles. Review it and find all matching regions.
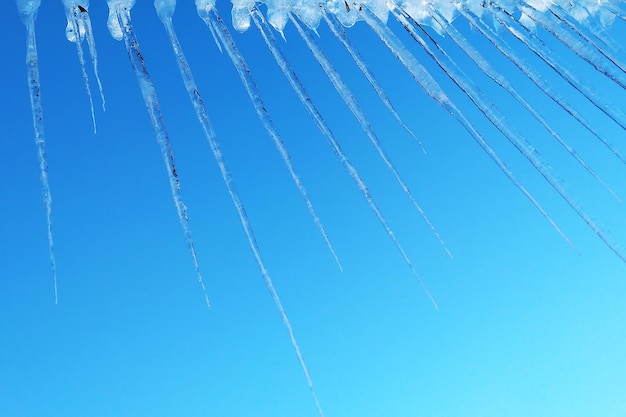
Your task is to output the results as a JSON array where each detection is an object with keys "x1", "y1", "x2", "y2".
[{"x1": 15, "y1": 0, "x2": 626, "y2": 414}]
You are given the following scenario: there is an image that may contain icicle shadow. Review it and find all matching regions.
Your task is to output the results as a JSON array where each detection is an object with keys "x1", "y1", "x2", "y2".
[{"x1": 106, "y1": 0, "x2": 210, "y2": 308}]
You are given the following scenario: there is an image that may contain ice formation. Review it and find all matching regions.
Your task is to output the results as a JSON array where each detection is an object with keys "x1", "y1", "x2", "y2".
[
  {"x1": 14, "y1": 0, "x2": 626, "y2": 412},
  {"x1": 16, "y1": 0, "x2": 58, "y2": 304}
]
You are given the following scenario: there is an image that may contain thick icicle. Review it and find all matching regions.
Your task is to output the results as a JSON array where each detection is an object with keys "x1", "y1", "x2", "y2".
[
  {"x1": 321, "y1": 8, "x2": 426, "y2": 154},
  {"x1": 16, "y1": 0, "x2": 58, "y2": 304},
  {"x1": 106, "y1": 0, "x2": 210, "y2": 308},
  {"x1": 518, "y1": 1, "x2": 626, "y2": 89},
  {"x1": 156, "y1": 3, "x2": 324, "y2": 414},
  {"x1": 196, "y1": 5, "x2": 343, "y2": 272},
  {"x1": 395, "y1": 9, "x2": 626, "y2": 262},
  {"x1": 360, "y1": 5, "x2": 576, "y2": 252},
  {"x1": 458, "y1": 7, "x2": 626, "y2": 164},
  {"x1": 491, "y1": 6, "x2": 626, "y2": 132},
  {"x1": 421, "y1": 5, "x2": 619, "y2": 201},
  {"x1": 63, "y1": 2, "x2": 97, "y2": 133},
  {"x1": 289, "y1": 13, "x2": 453, "y2": 261},
  {"x1": 251, "y1": 7, "x2": 440, "y2": 306}
]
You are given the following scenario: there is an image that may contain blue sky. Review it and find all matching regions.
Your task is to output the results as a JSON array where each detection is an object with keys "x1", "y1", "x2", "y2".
[{"x1": 1, "y1": 1, "x2": 626, "y2": 416}]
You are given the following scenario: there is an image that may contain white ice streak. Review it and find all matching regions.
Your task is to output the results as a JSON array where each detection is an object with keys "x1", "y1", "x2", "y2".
[
  {"x1": 17, "y1": 0, "x2": 58, "y2": 304},
  {"x1": 396, "y1": 8, "x2": 626, "y2": 262},
  {"x1": 107, "y1": 1, "x2": 210, "y2": 308},
  {"x1": 422, "y1": 5, "x2": 620, "y2": 201},
  {"x1": 252, "y1": 6, "x2": 440, "y2": 307},
  {"x1": 361, "y1": 6, "x2": 576, "y2": 251},
  {"x1": 196, "y1": 4, "x2": 343, "y2": 272},
  {"x1": 458, "y1": 7, "x2": 626, "y2": 164},
  {"x1": 321, "y1": 8, "x2": 427, "y2": 154},
  {"x1": 290, "y1": 13, "x2": 453, "y2": 263}
]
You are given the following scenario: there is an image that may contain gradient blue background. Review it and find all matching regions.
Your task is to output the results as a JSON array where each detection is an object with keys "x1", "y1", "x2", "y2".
[{"x1": 1, "y1": 1, "x2": 626, "y2": 416}]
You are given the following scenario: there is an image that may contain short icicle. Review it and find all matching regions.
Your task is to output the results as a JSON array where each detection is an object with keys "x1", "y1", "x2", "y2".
[
  {"x1": 421, "y1": 5, "x2": 620, "y2": 201},
  {"x1": 62, "y1": 0, "x2": 97, "y2": 132},
  {"x1": 107, "y1": 0, "x2": 210, "y2": 308},
  {"x1": 360, "y1": 5, "x2": 576, "y2": 252},
  {"x1": 17, "y1": 0, "x2": 58, "y2": 304},
  {"x1": 321, "y1": 8, "x2": 426, "y2": 153},
  {"x1": 250, "y1": 6, "x2": 440, "y2": 306},
  {"x1": 196, "y1": 3, "x2": 342, "y2": 272},
  {"x1": 458, "y1": 7, "x2": 626, "y2": 164},
  {"x1": 395, "y1": 8, "x2": 626, "y2": 262},
  {"x1": 289, "y1": 13, "x2": 453, "y2": 261}
]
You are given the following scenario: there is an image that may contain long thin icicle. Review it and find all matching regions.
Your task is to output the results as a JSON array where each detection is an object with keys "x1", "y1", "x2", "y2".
[
  {"x1": 17, "y1": 0, "x2": 58, "y2": 304},
  {"x1": 547, "y1": 4, "x2": 626, "y2": 74},
  {"x1": 107, "y1": 0, "x2": 210, "y2": 308},
  {"x1": 518, "y1": 1, "x2": 626, "y2": 89},
  {"x1": 490, "y1": 5, "x2": 626, "y2": 132},
  {"x1": 156, "y1": 3, "x2": 324, "y2": 415},
  {"x1": 360, "y1": 5, "x2": 575, "y2": 252},
  {"x1": 63, "y1": 1, "x2": 97, "y2": 133},
  {"x1": 321, "y1": 8, "x2": 426, "y2": 153},
  {"x1": 197, "y1": 5, "x2": 342, "y2": 272},
  {"x1": 81, "y1": 2, "x2": 106, "y2": 112},
  {"x1": 289, "y1": 13, "x2": 453, "y2": 261},
  {"x1": 458, "y1": 7, "x2": 626, "y2": 164},
  {"x1": 251, "y1": 7, "x2": 440, "y2": 306},
  {"x1": 395, "y1": 9, "x2": 626, "y2": 262},
  {"x1": 421, "y1": 5, "x2": 619, "y2": 201}
]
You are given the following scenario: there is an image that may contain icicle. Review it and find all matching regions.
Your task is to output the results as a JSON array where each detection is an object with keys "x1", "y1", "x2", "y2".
[
  {"x1": 321, "y1": 8, "x2": 427, "y2": 154},
  {"x1": 195, "y1": 4, "x2": 343, "y2": 273},
  {"x1": 395, "y1": 9, "x2": 626, "y2": 262},
  {"x1": 81, "y1": 2, "x2": 107, "y2": 112},
  {"x1": 63, "y1": 1, "x2": 97, "y2": 133},
  {"x1": 517, "y1": 1, "x2": 626, "y2": 89},
  {"x1": 251, "y1": 6, "x2": 441, "y2": 306},
  {"x1": 491, "y1": 5, "x2": 626, "y2": 133},
  {"x1": 289, "y1": 13, "x2": 453, "y2": 263},
  {"x1": 547, "y1": 4, "x2": 626, "y2": 74},
  {"x1": 16, "y1": 0, "x2": 58, "y2": 304},
  {"x1": 360, "y1": 5, "x2": 576, "y2": 252},
  {"x1": 458, "y1": 7, "x2": 626, "y2": 165},
  {"x1": 422, "y1": 5, "x2": 620, "y2": 201},
  {"x1": 106, "y1": 0, "x2": 210, "y2": 308}
]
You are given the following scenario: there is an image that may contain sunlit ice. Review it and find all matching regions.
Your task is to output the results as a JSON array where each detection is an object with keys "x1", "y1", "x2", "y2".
[{"x1": 4, "y1": 0, "x2": 626, "y2": 416}]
